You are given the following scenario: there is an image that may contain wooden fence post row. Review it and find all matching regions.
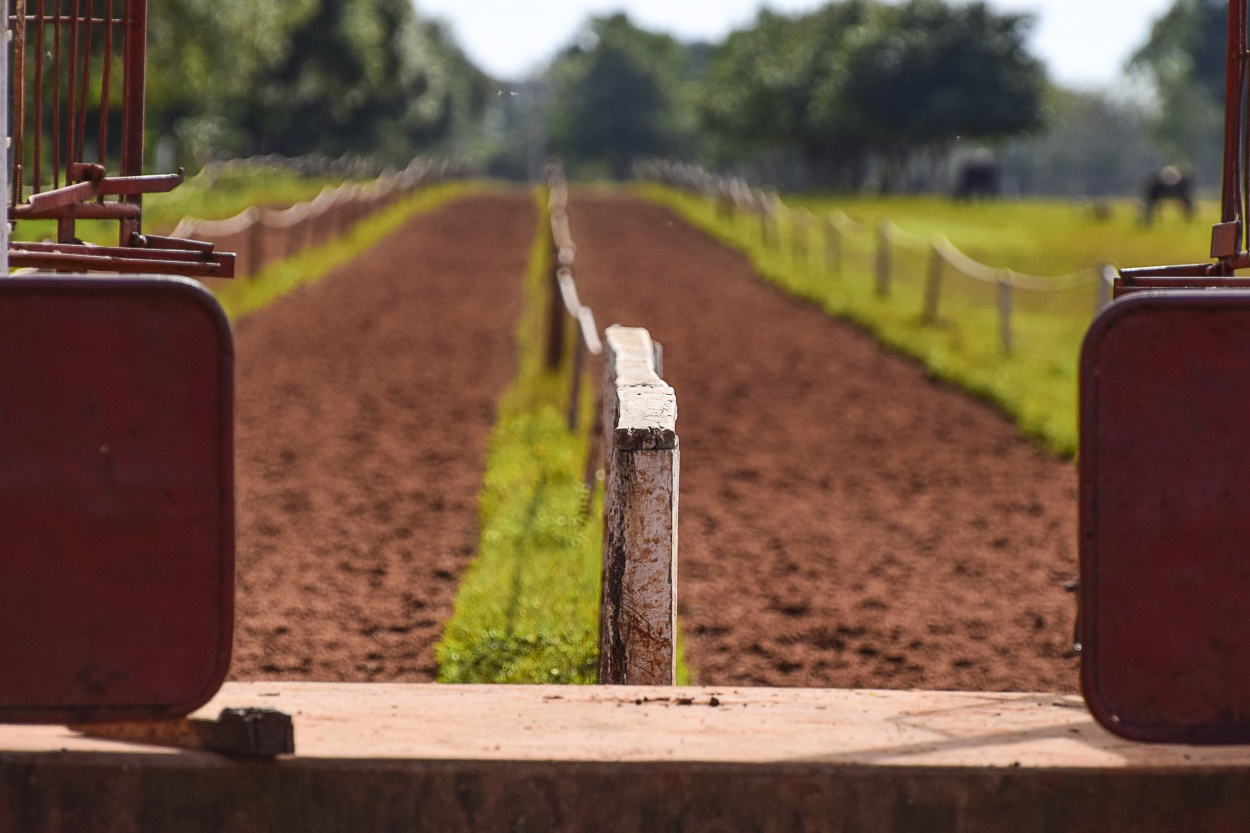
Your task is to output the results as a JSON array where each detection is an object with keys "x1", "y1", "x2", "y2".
[
  {"x1": 640, "y1": 159, "x2": 1120, "y2": 360},
  {"x1": 172, "y1": 158, "x2": 457, "y2": 279},
  {"x1": 599, "y1": 325, "x2": 678, "y2": 686}
]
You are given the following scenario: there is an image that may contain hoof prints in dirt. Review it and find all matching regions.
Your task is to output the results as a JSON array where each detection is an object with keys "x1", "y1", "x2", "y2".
[
  {"x1": 229, "y1": 194, "x2": 533, "y2": 683},
  {"x1": 571, "y1": 194, "x2": 1080, "y2": 693}
]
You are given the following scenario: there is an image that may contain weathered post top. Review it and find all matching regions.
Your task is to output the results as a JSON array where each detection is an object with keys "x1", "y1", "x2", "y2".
[{"x1": 605, "y1": 326, "x2": 676, "y2": 451}]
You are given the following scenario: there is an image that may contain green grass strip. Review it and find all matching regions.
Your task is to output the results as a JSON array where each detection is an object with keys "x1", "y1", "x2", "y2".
[
  {"x1": 637, "y1": 183, "x2": 1166, "y2": 457},
  {"x1": 437, "y1": 188, "x2": 604, "y2": 683},
  {"x1": 437, "y1": 188, "x2": 690, "y2": 685},
  {"x1": 210, "y1": 181, "x2": 475, "y2": 321}
]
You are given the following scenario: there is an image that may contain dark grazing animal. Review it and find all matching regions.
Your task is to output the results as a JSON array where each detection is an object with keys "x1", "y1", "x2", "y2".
[
  {"x1": 1142, "y1": 166, "x2": 1194, "y2": 225},
  {"x1": 954, "y1": 156, "x2": 1000, "y2": 200}
]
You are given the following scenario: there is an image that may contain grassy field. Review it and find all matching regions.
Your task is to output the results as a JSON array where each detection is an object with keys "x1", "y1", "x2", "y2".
[{"x1": 640, "y1": 185, "x2": 1216, "y2": 456}]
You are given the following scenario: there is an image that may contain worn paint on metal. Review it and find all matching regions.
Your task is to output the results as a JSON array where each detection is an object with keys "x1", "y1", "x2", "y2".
[
  {"x1": 0, "y1": 277, "x2": 234, "y2": 724},
  {"x1": 1081, "y1": 291, "x2": 1250, "y2": 743}
]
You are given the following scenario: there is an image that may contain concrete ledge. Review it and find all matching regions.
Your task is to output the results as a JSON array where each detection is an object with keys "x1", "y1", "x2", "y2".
[{"x1": 3, "y1": 683, "x2": 1250, "y2": 832}]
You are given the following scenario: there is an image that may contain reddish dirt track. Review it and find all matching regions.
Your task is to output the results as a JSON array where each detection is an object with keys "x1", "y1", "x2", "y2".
[
  {"x1": 228, "y1": 192, "x2": 532, "y2": 682},
  {"x1": 572, "y1": 194, "x2": 1080, "y2": 692}
]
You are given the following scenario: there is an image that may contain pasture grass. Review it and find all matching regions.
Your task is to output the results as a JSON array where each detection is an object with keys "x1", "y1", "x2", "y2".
[
  {"x1": 437, "y1": 188, "x2": 690, "y2": 685},
  {"x1": 639, "y1": 185, "x2": 1218, "y2": 457}
]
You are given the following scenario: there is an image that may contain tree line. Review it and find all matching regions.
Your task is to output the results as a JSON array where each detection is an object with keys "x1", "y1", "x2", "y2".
[
  {"x1": 147, "y1": 0, "x2": 1226, "y2": 197},
  {"x1": 545, "y1": 2, "x2": 1046, "y2": 190},
  {"x1": 147, "y1": 0, "x2": 491, "y2": 168}
]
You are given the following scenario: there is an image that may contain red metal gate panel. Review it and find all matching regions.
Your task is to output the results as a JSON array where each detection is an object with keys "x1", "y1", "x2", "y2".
[
  {"x1": 1081, "y1": 290, "x2": 1250, "y2": 743},
  {"x1": 0, "y1": 276, "x2": 233, "y2": 724}
]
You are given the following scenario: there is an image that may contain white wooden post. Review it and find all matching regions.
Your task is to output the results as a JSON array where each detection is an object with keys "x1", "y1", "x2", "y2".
[
  {"x1": 792, "y1": 210, "x2": 809, "y2": 267},
  {"x1": 824, "y1": 215, "x2": 842, "y2": 277},
  {"x1": 875, "y1": 221, "x2": 892, "y2": 297},
  {"x1": 599, "y1": 326, "x2": 678, "y2": 686},
  {"x1": 997, "y1": 276, "x2": 1014, "y2": 356},
  {"x1": 922, "y1": 243, "x2": 944, "y2": 324},
  {"x1": 1096, "y1": 263, "x2": 1115, "y2": 314}
]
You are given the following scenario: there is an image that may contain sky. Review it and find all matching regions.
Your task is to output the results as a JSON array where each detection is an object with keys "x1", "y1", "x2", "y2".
[{"x1": 417, "y1": 0, "x2": 1177, "y2": 91}]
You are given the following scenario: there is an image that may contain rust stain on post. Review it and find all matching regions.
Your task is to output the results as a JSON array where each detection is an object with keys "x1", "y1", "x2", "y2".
[{"x1": 599, "y1": 326, "x2": 678, "y2": 685}]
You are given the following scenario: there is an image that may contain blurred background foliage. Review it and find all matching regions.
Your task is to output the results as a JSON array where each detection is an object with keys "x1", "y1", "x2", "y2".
[
  {"x1": 147, "y1": 0, "x2": 491, "y2": 168},
  {"x1": 145, "y1": 0, "x2": 1223, "y2": 197}
]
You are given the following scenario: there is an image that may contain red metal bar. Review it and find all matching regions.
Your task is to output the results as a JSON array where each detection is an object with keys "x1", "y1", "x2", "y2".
[
  {"x1": 12, "y1": 239, "x2": 224, "y2": 261},
  {"x1": 8, "y1": 249, "x2": 235, "y2": 277},
  {"x1": 120, "y1": 0, "x2": 144, "y2": 178},
  {"x1": 12, "y1": 0, "x2": 27, "y2": 205},
  {"x1": 24, "y1": 172, "x2": 184, "y2": 212},
  {"x1": 1221, "y1": 0, "x2": 1245, "y2": 229},
  {"x1": 25, "y1": 178, "x2": 99, "y2": 211},
  {"x1": 33, "y1": 0, "x2": 45, "y2": 194},
  {"x1": 51, "y1": 0, "x2": 61, "y2": 189},
  {"x1": 66, "y1": 0, "x2": 80, "y2": 178},
  {"x1": 77, "y1": 0, "x2": 94, "y2": 164},
  {"x1": 98, "y1": 0, "x2": 113, "y2": 172},
  {"x1": 12, "y1": 200, "x2": 140, "y2": 220},
  {"x1": 134, "y1": 234, "x2": 216, "y2": 254}
]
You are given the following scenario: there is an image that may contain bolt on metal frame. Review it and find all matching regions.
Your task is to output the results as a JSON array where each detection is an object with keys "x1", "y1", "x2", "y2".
[{"x1": 5, "y1": 0, "x2": 234, "y2": 277}]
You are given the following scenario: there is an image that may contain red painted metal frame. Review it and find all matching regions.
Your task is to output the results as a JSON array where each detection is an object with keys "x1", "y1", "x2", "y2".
[
  {"x1": 0, "y1": 276, "x2": 234, "y2": 724},
  {"x1": 1081, "y1": 292, "x2": 1250, "y2": 743},
  {"x1": 5, "y1": 0, "x2": 234, "y2": 277}
]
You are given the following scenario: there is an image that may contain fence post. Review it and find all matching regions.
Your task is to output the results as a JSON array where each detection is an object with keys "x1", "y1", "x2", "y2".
[
  {"x1": 998, "y1": 275, "x2": 1014, "y2": 356},
  {"x1": 286, "y1": 214, "x2": 305, "y2": 258},
  {"x1": 247, "y1": 212, "x2": 264, "y2": 279},
  {"x1": 923, "y1": 243, "x2": 944, "y2": 324},
  {"x1": 824, "y1": 215, "x2": 842, "y2": 277},
  {"x1": 875, "y1": 220, "x2": 892, "y2": 297},
  {"x1": 545, "y1": 238, "x2": 568, "y2": 371},
  {"x1": 792, "y1": 210, "x2": 809, "y2": 268},
  {"x1": 599, "y1": 326, "x2": 678, "y2": 686}
]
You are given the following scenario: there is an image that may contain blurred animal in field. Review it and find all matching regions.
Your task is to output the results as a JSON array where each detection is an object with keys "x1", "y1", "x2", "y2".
[
  {"x1": 1141, "y1": 166, "x2": 1194, "y2": 225},
  {"x1": 954, "y1": 152, "x2": 1000, "y2": 200}
]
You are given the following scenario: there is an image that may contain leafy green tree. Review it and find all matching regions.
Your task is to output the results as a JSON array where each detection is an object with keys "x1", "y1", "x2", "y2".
[
  {"x1": 700, "y1": 3, "x2": 874, "y2": 187},
  {"x1": 238, "y1": 0, "x2": 489, "y2": 163},
  {"x1": 146, "y1": 0, "x2": 317, "y2": 161},
  {"x1": 1130, "y1": 0, "x2": 1226, "y2": 185},
  {"x1": 699, "y1": 0, "x2": 1045, "y2": 189},
  {"x1": 546, "y1": 14, "x2": 694, "y2": 178},
  {"x1": 843, "y1": 0, "x2": 1044, "y2": 183},
  {"x1": 145, "y1": 0, "x2": 489, "y2": 166}
]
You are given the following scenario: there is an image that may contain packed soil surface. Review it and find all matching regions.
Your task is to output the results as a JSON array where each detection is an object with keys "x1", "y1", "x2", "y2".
[
  {"x1": 228, "y1": 192, "x2": 532, "y2": 682},
  {"x1": 571, "y1": 194, "x2": 1080, "y2": 692}
]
